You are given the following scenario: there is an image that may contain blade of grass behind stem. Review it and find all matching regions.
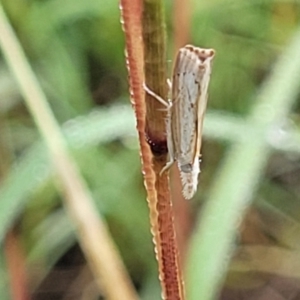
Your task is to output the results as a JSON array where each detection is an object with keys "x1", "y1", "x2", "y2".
[{"x1": 142, "y1": 0, "x2": 185, "y2": 298}]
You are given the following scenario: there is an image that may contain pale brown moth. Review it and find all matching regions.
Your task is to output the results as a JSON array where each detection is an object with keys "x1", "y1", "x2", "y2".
[{"x1": 145, "y1": 45, "x2": 215, "y2": 199}]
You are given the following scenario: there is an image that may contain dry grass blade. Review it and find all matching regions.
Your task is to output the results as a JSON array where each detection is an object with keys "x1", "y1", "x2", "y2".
[
  {"x1": 0, "y1": 5, "x2": 138, "y2": 300},
  {"x1": 4, "y1": 230, "x2": 29, "y2": 300}
]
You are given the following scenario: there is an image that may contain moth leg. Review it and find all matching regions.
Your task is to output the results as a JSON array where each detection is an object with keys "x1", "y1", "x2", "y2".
[
  {"x1": 167, "y1": 78, "x2": 172, "y2": 90},
  {"x1": 144, "y1": 83, "x2": 174, "y2": 175},
  {"x1": 160, "y1": 158, "x2": 175, "y2": 176},
  {"x1": 143, "y1": 83, "x2": 170, "y2": 108},
  {"x1": 160, "y1": 124, "x2": 175, "y2": 176}
]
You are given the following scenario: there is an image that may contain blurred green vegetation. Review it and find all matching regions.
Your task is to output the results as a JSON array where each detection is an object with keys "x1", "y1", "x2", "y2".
[{"x1": 0, "y1": 0, "x2": 300, "y2": 299}]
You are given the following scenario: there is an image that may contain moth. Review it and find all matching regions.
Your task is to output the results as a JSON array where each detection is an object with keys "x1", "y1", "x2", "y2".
[{"x1": 145, "y1": 45, "x2": 215, "y2": 199}]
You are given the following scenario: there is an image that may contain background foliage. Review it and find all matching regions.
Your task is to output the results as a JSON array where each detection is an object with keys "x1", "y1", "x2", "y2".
[{"x1": 0, "y1": 0, "x2": 300, "y2": 299}]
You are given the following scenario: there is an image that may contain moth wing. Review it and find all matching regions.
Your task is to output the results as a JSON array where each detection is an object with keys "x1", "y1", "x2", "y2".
[
  {"x1": 192, "y1": 48, "x2": 214, "y2": 165},
  {"x1": 176, "y1": 46, "x2": 215, "y2": 199},
  {"x1": 171, "y1": 47, "x2": 200, "y2": 167}
]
